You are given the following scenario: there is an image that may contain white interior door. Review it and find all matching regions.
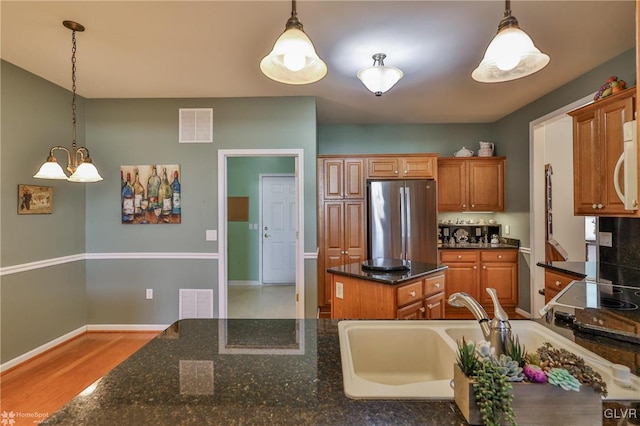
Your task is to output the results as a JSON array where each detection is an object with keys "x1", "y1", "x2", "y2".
[{"x1": 261, "y1": 175, "x2": 296, "y2": 284}]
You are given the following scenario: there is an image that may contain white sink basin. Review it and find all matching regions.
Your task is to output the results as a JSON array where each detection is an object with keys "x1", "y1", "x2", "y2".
[{"x1": 338, "y1": 320, "x2": 640, "y2": 400}]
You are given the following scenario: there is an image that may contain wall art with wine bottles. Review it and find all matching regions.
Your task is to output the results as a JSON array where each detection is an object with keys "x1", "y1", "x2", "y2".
[{"x1": 121, "y1": 164, "x2": 181, "y2": 224}]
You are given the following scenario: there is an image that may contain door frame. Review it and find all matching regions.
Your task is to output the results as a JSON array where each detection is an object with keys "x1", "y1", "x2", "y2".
[
  {"x1": 259, "y1": 173, "x2": 296, "y2": 285},
  {"x1": 218, "y1": 149, "x2": 305, "y2": 319},
  {"x1": 529, "y1": 93, "x2": 593, "y2": 317}
]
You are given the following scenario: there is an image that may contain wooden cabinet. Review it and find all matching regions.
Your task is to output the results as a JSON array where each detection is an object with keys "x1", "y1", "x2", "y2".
[
  {"x1": 544, "y1": 269, "x2": 581, "y2": 304},
  {"x1": 568, "y1": 87, "x2": 638, "y2": 216},
  {"x1": 367, "y1": 155, "x2": 437, "y2": 179},
  {"x1": 320, "y1": 158, "x2": 365, "y2": 199},
  {"x1": 440, "y1": 249, "x2": 518, "y2": 319},
  {"x1": 329, "y1": 271, "x2": 446, "y2": 320},
  {"x1": 437, "y1": 157, "x2": 505, "y2": 212}
]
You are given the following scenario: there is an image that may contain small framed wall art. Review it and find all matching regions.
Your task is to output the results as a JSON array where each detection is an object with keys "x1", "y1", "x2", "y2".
[
  {"x1": 121, "y1": 164, "x2": 181, "y2": 224},
  {"x1": 18, "y1": 184, "x2": 53, "y2": 214}
]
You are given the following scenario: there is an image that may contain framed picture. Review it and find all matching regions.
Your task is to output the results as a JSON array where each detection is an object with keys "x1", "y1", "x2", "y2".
[
  {"x1": 18, "y1": 185, "x2": 53, "y2": 214},
  {"x1": 120, "y1": 164, "x2": 181, "y2": 224}
]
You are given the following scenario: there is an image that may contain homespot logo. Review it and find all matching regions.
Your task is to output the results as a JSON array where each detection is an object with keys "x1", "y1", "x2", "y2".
[
  {"x1": 1, "y1": 411, "x2": 50, "y2": 425},
  {"x1": 604, "y1": 407, "x2": 638, "y2": 420}
]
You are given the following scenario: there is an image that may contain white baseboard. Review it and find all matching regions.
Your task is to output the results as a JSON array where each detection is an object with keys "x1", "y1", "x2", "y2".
[
  {"x1": 515, "y1": 307, "x2": 532, "y2": 318},
  {"x1": 0, "y1": 325, "x2": 86, "y2": 373},
  {"x1": 86, "y1": 324, "x2": 170, "y2": 332}
]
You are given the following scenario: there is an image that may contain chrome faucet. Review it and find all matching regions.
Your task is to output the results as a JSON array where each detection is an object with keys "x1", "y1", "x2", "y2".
[{"x1": 448, "y1": 288, "x2": 511, "y2": 356}]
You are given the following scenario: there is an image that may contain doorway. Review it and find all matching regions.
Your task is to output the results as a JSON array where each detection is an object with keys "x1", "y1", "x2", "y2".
[
  {"x1": 218, "y1": 149, "x2": 305, "y2": 319},
  {"x1": 529, "y1": 93, "x2": 593, "y2": 316}
]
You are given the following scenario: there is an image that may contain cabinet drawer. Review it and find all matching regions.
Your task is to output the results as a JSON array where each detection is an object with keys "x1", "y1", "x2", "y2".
[
  {"x1": 424, "y1": 274, "x2": 445, "y2": 296},
  {"x1": 397, "y1": 281, "x2": 423, "y2": 306},
  {"x1": 441, "y1": 251, "x2": 478, "y2": 262},
  {"x1": 480, "y1": 250, "x2": 517, "y2": 262},
  {"x1": 544, "y1": 270, "x2": 576, "y2": 293}
]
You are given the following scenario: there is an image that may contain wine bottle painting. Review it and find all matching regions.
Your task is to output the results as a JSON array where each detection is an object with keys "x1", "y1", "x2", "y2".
[{"x1": 121, "y1": 164, "x2": 181, "y2": 224}]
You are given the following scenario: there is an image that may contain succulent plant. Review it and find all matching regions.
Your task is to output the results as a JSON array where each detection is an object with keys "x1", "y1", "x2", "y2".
[
  {"x1": 523, "y1": 364, "x2": 547, "y2": 383},
  {"x1": 491, "y1": 354, "x2": 525, "y2": 382},
  {"x1": 456, "y1": 337, "x2": 479, "y2": 376},
  {"x1": 475, "y1": 340, "x2": 494, "y2": 361},
  {"x1": 546, "y1": 368, "x2": 581, "y2": 392},
  {"x1": 504, "y1": 335, "x2": 527, "y2": 368},
  {"x1": 473, "y1": 360, "x2": 516, "y2": 426}
]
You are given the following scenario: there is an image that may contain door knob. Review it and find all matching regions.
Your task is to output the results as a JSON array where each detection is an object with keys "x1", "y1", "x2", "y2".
[
  {"x1": 264, "y1": 233, "x2": 270, "y2": 238},
  {"x1": 264, "y1": 226, "x2": 269, "y2": 230}
]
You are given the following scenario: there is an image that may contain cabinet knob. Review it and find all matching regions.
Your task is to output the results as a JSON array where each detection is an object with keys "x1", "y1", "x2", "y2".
[
  {"x1": 341, "y1": 250, "x2": 345, "y2": 255},
  {"x1": 598, "y1": 204, "x2": 603, "y2": 209},
  {"x1": 409, "y1": 291, "x2": 416, "y2": 297},
  {"x1": 435, "y1": 282, "x2": 441, "y2": 288},
  {"x1": 555, "y1": 280, "x2": 561, "y2": 286},
  {"x1": 471, "y1": 204, "x2": 475, "y2": 208},
  {"x1": 474, "y1": 265, "x2": 477, "y2": 270},
  {"x1": 462, "y1": 204, "x2": 466, "y2": 208},
  {"x1": 420, "y1": 307, "x2": 426, "y2": 312},
  {"x1": 394, "y1": 170, "x2": 399, "y2": 174},
  {"x1": 344, "y1": 250, "x2": 349, "y2": 255},
  {"x1": 427, "y1": 304, "x2": 433, "y2": 309},
  {"x1": 498, "y1": 255, "x2": 502, "y2": 259},
  {"x1": 457, "y1": 255, "x2": 462, "y2": 259},
  {"x1": 592, "y1": 204, "x2": 597, "y2": 209},
  {"x1": 483, "y1": 265, "x2": 486, "y2": 269},
  {"x1": 404, "y1": 170, "x2": 408, "y2": 174}
]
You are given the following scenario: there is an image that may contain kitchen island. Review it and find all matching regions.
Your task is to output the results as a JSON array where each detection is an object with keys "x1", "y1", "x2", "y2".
[{"x1": 45, "y1": 318, "x2": 639, "y2": 425}]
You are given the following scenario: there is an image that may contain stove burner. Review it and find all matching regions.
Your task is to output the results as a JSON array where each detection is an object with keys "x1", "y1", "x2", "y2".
[{"x1": 599, "y1": 296, "x2": 638, "y2": 311}]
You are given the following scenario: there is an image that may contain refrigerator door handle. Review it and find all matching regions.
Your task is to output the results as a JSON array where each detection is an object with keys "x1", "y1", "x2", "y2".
[
  {"x1": 404, "y1": 186, "x2": 411, "y2": 259},
  {"x1": 399, "y1": 187, "x2": 406, "y2": 259}
]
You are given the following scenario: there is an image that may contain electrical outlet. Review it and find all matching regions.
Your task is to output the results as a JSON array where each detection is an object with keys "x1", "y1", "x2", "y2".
[
  {"x1": 599, "y1": 232, "x2": 613, "y2": 247},
  {"x1": 146, "y1": 289, "x2": 153, "y2": 299},
  {"x1": 504, "y1": 225, "x2": 510, "y2": 235},
  {"x1": 336, "y1": 282, "x2": 344, "y2": 299}
]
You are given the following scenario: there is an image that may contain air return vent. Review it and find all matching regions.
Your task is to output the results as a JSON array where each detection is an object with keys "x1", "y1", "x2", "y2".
[
  {"x1": 179, "y1": 108, "x2": 213, "y2": 143},
  {"x1": 179, "y1": 289, "x2": 214, "y2": 319}
]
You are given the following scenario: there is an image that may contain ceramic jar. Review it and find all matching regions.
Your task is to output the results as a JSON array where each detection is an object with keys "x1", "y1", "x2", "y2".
[{"x1": 478, "y1": 141, "x2": 494, "y2": 157}]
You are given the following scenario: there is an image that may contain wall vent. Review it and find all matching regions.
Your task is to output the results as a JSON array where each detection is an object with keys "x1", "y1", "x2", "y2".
[
  {"x1": 179, "y1": 289, "x2": 214, "y2": 319},
  {"x1": 179, "y1": 108, "x2": 213, "y2": 143}
]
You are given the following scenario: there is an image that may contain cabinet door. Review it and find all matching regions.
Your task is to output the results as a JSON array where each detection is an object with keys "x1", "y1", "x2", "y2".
[
  {"x1": 397, "y1": 300, "x2": 424, "y2": 320},
  {"x1": 572, "y1": 108, "x2": 601, "y2": 214},
  {"x1": 437, "y1": 159, "x2": 467, "y2": 211},
  {"x1": 323, "y1": 202, "x2": 344, "y2": 305},
  {"x1": 424, "y1": 292, "x2": 445, "y2": 319},
  {"x1": 322, "y1": 159, "x2": 344, "y2": 199},
  {"x1": 599, "y1": 96, "x2": 635, "y2": 215},
  {"x1": 402, "y1": 157, "x2": 436, "y2": 178},
  {"x1": 344, "y1": 159, "x2": 365, "y2": 199},
  {"x1": 480, "y1": 261, "x2": 518, "y2": 307},
  {"x1": 443, "y1": 262, "x2": 479, "y2": 319},
  {"x1": 468, "y1": 159, "x2": 504, "y2": 211},
  {"x1": 368, "y1": 158, "x2": 400, "y2": 178},
  {"x1": 344, "y1": 201, "x2": 366, "y2": 264}
]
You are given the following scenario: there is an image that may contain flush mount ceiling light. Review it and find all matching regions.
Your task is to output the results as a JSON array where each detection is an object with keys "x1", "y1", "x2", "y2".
[
  {"x1": 34, "y1": 20, "x2": 103, "y2": 183},
  {"x1": 259, "y1": 0, "x2": 327, "y2": 85},
  {"x1": 472, "y1": 0, "x2": 550, "y2": 83},
  {"x1": 357, "y1": 53, "x2": 403, "y2": 96}
]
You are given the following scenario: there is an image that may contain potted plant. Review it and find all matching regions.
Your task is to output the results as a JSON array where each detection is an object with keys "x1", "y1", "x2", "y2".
[{"x1": 453, "y1": 336, "x2": 607, "y2": 426}]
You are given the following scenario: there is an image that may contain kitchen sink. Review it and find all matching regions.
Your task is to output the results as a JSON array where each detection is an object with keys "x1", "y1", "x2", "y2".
[{"x1": 338, "y1": 320, "x2": 640, "y2": 400}]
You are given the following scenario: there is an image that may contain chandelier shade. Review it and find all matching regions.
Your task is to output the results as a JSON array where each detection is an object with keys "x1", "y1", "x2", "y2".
[
  {"x1": 260, "y1": 0, "x2": 327, "y2": 85},
  {"x1": 357, "y1": 53, "x2": 403, "y2": 96},
  {"x1": 472, "y1": 0, "x2": 549, "y2": 83}
]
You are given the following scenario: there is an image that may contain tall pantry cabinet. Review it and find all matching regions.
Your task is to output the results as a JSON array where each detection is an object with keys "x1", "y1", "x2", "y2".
[{"x1": 317, "y1": 158, "x2": 366, "y2": 315}]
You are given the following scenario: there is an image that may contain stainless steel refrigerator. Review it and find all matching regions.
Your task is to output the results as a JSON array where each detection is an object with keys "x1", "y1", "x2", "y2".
[{"x1": 367, "y1": 179, "x2": 437, "y2": 263}]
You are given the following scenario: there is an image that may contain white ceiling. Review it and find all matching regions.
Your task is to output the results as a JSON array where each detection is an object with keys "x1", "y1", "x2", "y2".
[{"x1": 1, "y1": 1, "x2": 636, "y2": 124}]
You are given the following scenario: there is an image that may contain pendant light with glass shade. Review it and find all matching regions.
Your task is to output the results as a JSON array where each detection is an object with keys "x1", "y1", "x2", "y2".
[
  {"x1": 357, "y1": 53, "x2": 403, "y2": 96},
  {"x1": 34, "y1": 21, "x2": 103, "y2": 183},
  {"x1": 260, "y1": 0, "x2": 327, "y2": 85},
  {"x1": 471, "y1": 0, "x2": 549, "y2": 83}
]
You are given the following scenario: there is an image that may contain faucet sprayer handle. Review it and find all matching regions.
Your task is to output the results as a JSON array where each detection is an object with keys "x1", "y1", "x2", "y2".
[{"x1": 486, "y1": 288, "x2": 509, "y2": 322}]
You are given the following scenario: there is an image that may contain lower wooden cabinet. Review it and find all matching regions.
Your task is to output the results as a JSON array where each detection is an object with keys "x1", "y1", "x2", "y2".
[
  {"x1": 440, "y1": 249, "x2": 518, "y2": 319},
  {"x1": 330, "y1": 272, "x2": 446, "y2": 319},
  {"x1": 544, "y1": 269, "x2": 582, "y2": 304}
]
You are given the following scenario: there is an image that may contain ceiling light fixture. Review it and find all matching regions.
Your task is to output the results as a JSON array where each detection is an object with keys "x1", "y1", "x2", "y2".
[
  {"x1": 34, "y1": 21, "x2": 103, "y2": 183},
  {"x1": 259, "y1": 0, "x2": 327, "y2": 85},
  {"x1": 357, "y1": 53, "x2": 403, "y2": 96},
  {"x1": 472, "y1": 0, "x2": 549, "y2": 83}
]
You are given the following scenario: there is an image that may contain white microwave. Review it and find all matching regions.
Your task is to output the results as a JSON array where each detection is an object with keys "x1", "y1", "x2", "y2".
[{"x1": 614, "y1": 119, "x2": 638, "y2": 210}]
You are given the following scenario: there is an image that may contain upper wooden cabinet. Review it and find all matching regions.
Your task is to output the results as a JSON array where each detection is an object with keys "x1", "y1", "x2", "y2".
[
  {"x1": 438, "y1": 157, "x2": 505, "y2": 212},
  {"x1": 367, "y1": 155, "x2": 437, "y2": 179},
  {"x1": 320, "y1": 158, "x2": 365, "y2": 199},
  {"x1": 568, "y1": 87, "x2": 638, "y2": 216}
]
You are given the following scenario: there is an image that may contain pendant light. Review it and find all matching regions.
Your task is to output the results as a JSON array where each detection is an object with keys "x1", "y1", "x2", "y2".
[
  {"x1": 357, "y1": 53, "x2": 403, "y2": 96},
  {"x1": 260, "y1": 0, "x2": 327, "y2": 85},
  {"x1": 34, "y1": 21, "x2": 103, "y2": 183},
  {"x1": 472, "y1": 0, "x2": 549, "y2": 83}
]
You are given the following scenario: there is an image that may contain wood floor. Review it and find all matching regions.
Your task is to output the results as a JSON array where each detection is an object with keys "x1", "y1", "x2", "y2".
[{"x1": 0, "y1": 332, "x2": 158, "y2": 425}]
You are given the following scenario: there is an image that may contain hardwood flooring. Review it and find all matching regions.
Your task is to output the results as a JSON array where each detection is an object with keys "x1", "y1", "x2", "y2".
[{"x1": 0, "y1": 332, "x2": 158, "y2": 425}]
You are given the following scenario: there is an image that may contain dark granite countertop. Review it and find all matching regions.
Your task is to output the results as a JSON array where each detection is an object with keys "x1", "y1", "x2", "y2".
[
  {"x1": 537, "y1": 261, "x2": 640, "y2": 286},
  {"x1": 327, "y1": 261, "x2": 448, "y2": 285},
  {"x1": 439, "y1": 243, "x2": 519, "y2": 250},
  {"x1": 45, "y1": 318, "x2": 639, "y2": 425}
]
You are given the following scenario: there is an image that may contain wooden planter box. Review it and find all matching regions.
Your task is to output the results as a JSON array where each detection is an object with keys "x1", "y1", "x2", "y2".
[{"x1": 453, "y1": 364, "x2": 602, "y2": 425}]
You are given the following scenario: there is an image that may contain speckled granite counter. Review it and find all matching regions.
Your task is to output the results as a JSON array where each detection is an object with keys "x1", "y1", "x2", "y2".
[
  {"x1": 45, "y1": 318, "x2": 640, "y2": 425},
  {"x1": 327, "y1": 261, "x2": 448, "y2": 285},
  {"x1": 537, "y1": 261, "x2": 640, "y2": 286},
  {"x1": 439, "y1": 243, "x2": 518, "y2": 250}
]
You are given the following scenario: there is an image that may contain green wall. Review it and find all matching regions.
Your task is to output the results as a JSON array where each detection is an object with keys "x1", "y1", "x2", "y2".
[
  {"x1": 1, "y1": 61, "x2": 88, "y2": 362},
  {"x1": 227, "y1": 157, "x2": 295, "y2": 281}
]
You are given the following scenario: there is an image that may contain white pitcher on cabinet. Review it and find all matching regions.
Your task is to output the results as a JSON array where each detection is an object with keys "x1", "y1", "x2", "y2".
[{"x1": 478, "y1": 141, "x2": 494, "y2": 157}]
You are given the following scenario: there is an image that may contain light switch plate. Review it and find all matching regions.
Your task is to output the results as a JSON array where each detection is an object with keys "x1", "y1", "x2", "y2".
[
  {"x1": 336, "y1": 282, "x2": 344, "y2": 299},
  {"x1": 599, "y1": 231, "x2": 613, "y2": 247},
  {"x1": 205, "y1": 230, "x2": 217, "y2": 241},
  {"x1": 146, "y1": 289, "x2": 153, "y2": 299}
]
